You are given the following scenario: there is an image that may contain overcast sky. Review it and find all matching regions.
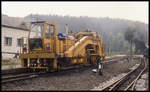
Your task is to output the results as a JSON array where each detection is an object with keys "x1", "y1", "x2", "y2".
[{"x1": 2, "y1": 1, "x2": 149, "y2": 24}]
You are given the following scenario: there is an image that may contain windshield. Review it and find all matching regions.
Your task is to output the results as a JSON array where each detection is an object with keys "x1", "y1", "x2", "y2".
[
  {"x1": 29, "y1": 23, "x2": 44, "y2": 38},
  {"x1": 45, "y1": 25, "x2": 54, "y2": 39}
]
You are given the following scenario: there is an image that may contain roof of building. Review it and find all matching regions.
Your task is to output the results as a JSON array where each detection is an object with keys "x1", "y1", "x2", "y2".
[{"x1": 2, "y1": 24, "x2": 29, "y2": 31}]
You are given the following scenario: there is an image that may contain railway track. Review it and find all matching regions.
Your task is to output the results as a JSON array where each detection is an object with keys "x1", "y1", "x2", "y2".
[
  {"x1": 104, "y1": 56, "x2": 127, "y2": 63},
  {"x1": 1, "y1": 56, "x2": 129, "y2": 84},
  {"x1": 100, "y1": 57, "x2": 147, "y2": 91},
  {"x1": 1, "y1": 65, "x2": 92, "y2": 84},
  {"x1": 2, "y1": 72, "x2": 39, "y2": 83}
]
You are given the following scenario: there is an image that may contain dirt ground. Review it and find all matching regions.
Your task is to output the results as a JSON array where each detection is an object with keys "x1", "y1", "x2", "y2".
[{"x1": 2, "y1": 58, "x2": 140, "y2": 90}]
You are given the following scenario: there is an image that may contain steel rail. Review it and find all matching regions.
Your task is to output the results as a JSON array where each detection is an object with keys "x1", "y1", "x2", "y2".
[
  {"x1": 2, "y1": 56, "x2": 127, "y2": 84},
  {"x1": 2, "y1": 72, "x2": 38, "y2": 83},
  {"x1": 1, "y1": 64, "x2": 91, "y2": 84},
  {"x1": 104, "y1": 56, "x2": 128, "y2": 63},
  {"x1": 100, "y1": 58, "x2": 143, "y2": 91},
  {"x1": 2, "y1": 72, "x2": 36, "y2": 79},
  {"x1": 124, "y1": 59, "x2": 147, "y2": 91}
]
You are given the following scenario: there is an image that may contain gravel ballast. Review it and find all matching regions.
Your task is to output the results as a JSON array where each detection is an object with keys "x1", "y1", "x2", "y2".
[{"x1": 2, "y1": 58, "x2": 140, "y2": 90}]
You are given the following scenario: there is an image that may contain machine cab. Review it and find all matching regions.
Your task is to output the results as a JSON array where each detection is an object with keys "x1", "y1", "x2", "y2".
[{"x1": 22, "y1": 21, "x2": 57, "y2": 53}]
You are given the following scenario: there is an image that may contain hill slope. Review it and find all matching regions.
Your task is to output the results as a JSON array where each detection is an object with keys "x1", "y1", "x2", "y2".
[{"x1": 2, "y1": 14, "x2": 148, "y2": 54}]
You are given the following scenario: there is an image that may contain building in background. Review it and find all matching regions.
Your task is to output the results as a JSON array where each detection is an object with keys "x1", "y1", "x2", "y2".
[{"x1": 1, "y1": 25, "x2": 29, "y2": 59}]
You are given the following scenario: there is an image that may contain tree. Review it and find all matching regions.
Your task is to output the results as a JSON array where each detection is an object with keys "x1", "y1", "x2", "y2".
[
  {"x1": 124, "y1": 27, "x2": 135, "y2": 57},
  {"x1": 133, "y1": 39, "x2": 146, "y2": 54},
  {"x1": 132, "y1": 26, "x2": 147, "y2": 54}
]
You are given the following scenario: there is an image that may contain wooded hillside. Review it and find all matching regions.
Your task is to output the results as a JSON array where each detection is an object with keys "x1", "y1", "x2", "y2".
[{"x1": 2, "y1": 14, "x2": 148, "y2": 55}]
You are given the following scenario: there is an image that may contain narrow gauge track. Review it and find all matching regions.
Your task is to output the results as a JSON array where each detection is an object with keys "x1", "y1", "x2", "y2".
[
  {"x1": 124, "y1": 58, "x2": 147, "y2": 91},
  {"x1": 2, "y1": 72, "x2": 39, "y2": 83},
  {"x1": 104, "y1": 56, "x2": 128, "y2": 64},
  {"x1": 100, "y1": 58, "x2": 147, "y2": 91},
  {"x1": 2, "y1": 68, "x2": 32, "y2": 75},
  {"x1": 1, "y1": 56, "x2": 128, "y2": 84},
  {"x1": 104, "y1": 56, "x2": 128, "y2": 63},
  {"x1": 2, "y1": 65, "x2": 93, "y2": 84}
]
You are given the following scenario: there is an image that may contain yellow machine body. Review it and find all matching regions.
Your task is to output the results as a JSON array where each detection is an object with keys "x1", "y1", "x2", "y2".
[{"x1": 20, "y1": 21, "x2": 105, "y2": 71}]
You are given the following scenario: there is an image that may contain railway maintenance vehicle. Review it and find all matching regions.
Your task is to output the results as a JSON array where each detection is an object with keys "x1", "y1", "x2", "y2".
[{"x1": 20, "y1": 21, "x2": 106, "y2": 71}]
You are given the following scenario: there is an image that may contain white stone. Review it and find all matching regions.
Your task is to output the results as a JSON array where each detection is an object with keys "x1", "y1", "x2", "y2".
[
  {"x1": 141, "y1": 74, "x2": 148, "y2": 79},
  {"x1": 136, "y1": 79, "x2": 145, "y2": 85},
  {"x1": 136, "y1": 87, "x2": 147, "y2": 91},
  {"x1": 92, "y1": 69, "x2": 97, "y2": 73},
  {"x1": 135, "y1": 84, "x2": 145, "y2": 88}
]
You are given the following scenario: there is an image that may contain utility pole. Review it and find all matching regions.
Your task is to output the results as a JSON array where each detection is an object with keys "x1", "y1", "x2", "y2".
[{"x1": 65, "y1": 24, "x2": 68, "y2": 51}]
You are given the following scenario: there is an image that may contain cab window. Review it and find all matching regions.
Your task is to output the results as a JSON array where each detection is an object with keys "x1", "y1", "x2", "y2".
[
  {"x1": 30, "y1": 23, "x2": 43, "y2": 38},
  {"x1": 45, "y1": 25, "x2": 50, "y2": 38},
  {"x1": 50, "y1": 25, "x2": 54, "y2": 35},
  {"x1": 45, "y1": 24, "x2": 54, "y2": 39}
]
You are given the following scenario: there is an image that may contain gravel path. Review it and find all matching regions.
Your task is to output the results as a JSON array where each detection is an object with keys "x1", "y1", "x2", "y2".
[{"x1": 2, "y1": 58, "x2": 140, "y2": 91}]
